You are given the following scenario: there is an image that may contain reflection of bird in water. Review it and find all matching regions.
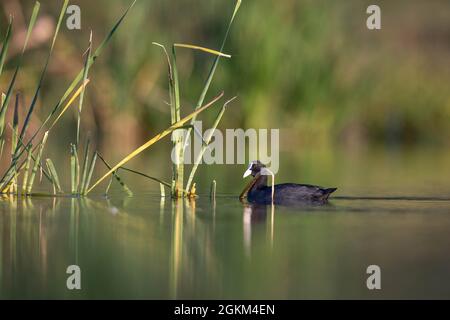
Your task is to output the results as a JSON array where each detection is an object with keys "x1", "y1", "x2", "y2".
[
  {"x1": 243, "y1": 203, "x2": 273, "y2": 256},
  {"x1": 243, "y1": 204, "x2": 268, "y2": 224},
  {"x1": 240, "y1": 161, "x2": 337, "y2": 205}
]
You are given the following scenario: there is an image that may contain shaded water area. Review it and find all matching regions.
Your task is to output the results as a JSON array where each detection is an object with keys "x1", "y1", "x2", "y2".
[{"x1": 2, "y1": 148, "x2": 450, "y2": 299}]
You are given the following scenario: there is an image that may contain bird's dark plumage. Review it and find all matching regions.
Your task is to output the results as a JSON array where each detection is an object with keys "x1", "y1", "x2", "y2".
[{"x1": 241, "y1": 161, "x2": 337, "y2": 205}]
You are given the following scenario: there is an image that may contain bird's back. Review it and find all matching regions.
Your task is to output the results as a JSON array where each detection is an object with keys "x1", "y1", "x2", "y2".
[{"x1": 248, "y1": 183, "x2": 337, "y2": 205}]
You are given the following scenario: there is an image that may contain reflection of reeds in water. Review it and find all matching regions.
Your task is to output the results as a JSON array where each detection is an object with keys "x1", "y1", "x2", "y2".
[
  {"x1": 70, "y1": 198, "x2": 80, "y2": 265},
  {"x1": 0, "y1": 196, "x2": 58, "y2": 295},
  {"x1": 170, "y1": 200, "x2": 183, "y2": 299},
  {"x1": 168, "y1": 197, "x2": 223, "y2": 298},
  {"x1": 9, "y1": 197, "x2": 17, "y2": 277}
]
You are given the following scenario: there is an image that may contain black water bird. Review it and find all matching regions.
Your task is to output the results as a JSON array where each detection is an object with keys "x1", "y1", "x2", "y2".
[{"x1": 240, "y1": 160, "x2": 337, "y2": 205}]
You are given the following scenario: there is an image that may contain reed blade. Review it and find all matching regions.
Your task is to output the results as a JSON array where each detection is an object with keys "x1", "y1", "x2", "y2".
[
  {"x1": 70, "y1": 146, "x2": 77, "y2": 194},
  {"x1": 119, "y1": 167, "x2": 171, "y2": 188},
  {"x1": 171, "y1": 46, "x2": 184, "y2": 197},
  {"x1": 86, "y1": 92, "x2": 224, "y2": 194},
  {"x1": 77, "y1": 32, "x2": 93, "y2": 146},
  {"x1": 185, "y1": 96, "x2": 236, "y2": 192},
  {"x1": 174, "y1": 44, "x2": 231, "y2": 58},
  {"x1": 183, "y1": 0, "x2": 241, "y2": 143},
  {"x1": 10, "y1": 94, "x2": 20, "y2": 190},
  {"x1": 22, "y1": 0, "x2": 136, "y2": 153},
  {"x1": 56, "y1": 0, "x2": 137, "y2": 108},
  {"x1": 45, "y1": 158, "x2": 63, "y2": 194},
  {"x1": 153, "y1": 42, "x2": 180, "y2": 196},
  {"x1": 0, "y1": 93, "x2": 6, "y2": 157},
  {"x1": 21, "y1": 144, "x2": 33, "y2": 194},
  {"x1": 70, "y1": 143, "x2": 80, "y2": 194},
  {"x1": 82, "y1": 152, "x2": 97, "y2": 195},
  {"x1": 0, "y1": 2, "x2": 40, "y2": 125},
  {"x1": 49, "y1": 79, "x2": 90, "y2": 130},
  {"x1": 105, "y1": 175, "x2": 114, "y2": 195},
  {"x1": 26, "y1": 132, "x2": 49, "y2": 194},
  {"x1": 97, "y1": 152, "x2": 133, "y2": 196},
  {"x1": 0, "y1": 16, "x2": 13, "y2": 78},
  {"x1": 3, "y1": 79, "x2": 90, "y2": 175},
  {"x1": 0, "y1": 126, "x2": 52, "y2": 192},
  {"x1": 79, "y1": 139, "x2": 90, "y2": 193},
  {"x1": 17, "y1": 0, "x2": 68, "y2": 153}
]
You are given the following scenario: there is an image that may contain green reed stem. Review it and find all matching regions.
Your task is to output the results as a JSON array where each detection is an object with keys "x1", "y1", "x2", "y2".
[
  {"x1": 27, "y1": 132, "x2": 49, "y2": 194},
  {"x1": 45, "y1": 158, "x2": 63, "y2": 194},
  {"x1": 185, "y1": 96, "x2": 236, "y2": 193},
  {"x1": 22, "y1": 144, "x2": 33, "y2": 194},
  {"x1": 77, "y1": 32, "x2": 92, "y2": 146},
  {"x1": 79, "y1": 140, "x2": 90, "y2": 193},
  {"x1": 82, "y1": 152, "x2": 97, "y2": 195},
  {"x1": 97, "y1": 153, "x2": 133, "y2": 196}
]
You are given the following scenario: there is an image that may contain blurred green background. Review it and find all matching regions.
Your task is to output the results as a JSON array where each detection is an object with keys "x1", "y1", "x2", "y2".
[{"x1": 0, "y1": 0, "x2": 449, "y2": 193}]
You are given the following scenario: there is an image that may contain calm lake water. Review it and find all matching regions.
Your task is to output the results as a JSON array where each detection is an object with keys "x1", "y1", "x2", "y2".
[
  {"x1": 1, "y1": 149, "x2": 450, "y2": 299},
  {"x1": 1, "y1": 193, "x2": 450, "y2": 299}
]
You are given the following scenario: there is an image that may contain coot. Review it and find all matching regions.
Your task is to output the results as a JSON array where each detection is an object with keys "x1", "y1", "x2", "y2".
[{"x1": 240, "y1": 160, "x2": 337, "y2": 205}]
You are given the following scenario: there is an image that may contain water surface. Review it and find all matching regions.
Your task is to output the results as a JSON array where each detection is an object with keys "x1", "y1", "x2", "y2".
[{"x1": 1, "y1": 191, "x2": 450, "y2": 299}]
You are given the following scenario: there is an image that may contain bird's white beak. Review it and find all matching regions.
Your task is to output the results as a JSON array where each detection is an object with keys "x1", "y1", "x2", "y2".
[{"x1": 243, "y1": 169, "x2": 252, "y2": 178}]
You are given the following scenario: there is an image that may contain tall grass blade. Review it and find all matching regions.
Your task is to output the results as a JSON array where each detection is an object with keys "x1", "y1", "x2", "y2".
[
  {"x1": 0, "y1": 92, "x2": 6, "y2": 157},
  {"x1": 185, "y1": 96, "x2": 236, "y2": 192},
  {"x1": 77, "y1": 32, "x2": 92, "y2": 146},
  {"x1": 3, "y1": 79, "x2": 89, "y2": 176},
  {"x1": 26, "y1": 131, "x2": 48, "y2": 194},
  {"x1": 21, "y1": 144, "x2": 33, "y2": 194},
  {"x1": 49, "y1": 79, "x2": 90, "y2": 131},
  {"x1": 11, "y1": 93, "x2": 20, "y2": 157},
  {"x1": 86, "y1": 92, "x2": 224, "y2": 194},
  {"x1": 45, "y1": 158, "x2": 63, "y2": 194},
  {"x1": 174, "y1": 44, "x2": 231, "y2": 58},
  {"x1": 119, "y1": 167, "x2": 171, "y2": 188},
  {"x1": 17, "y1": 0, "x2": 68, "y2": 152},
  {"x1": 153, "y1": 42, "x2": 180, "y2": 195},
  {"x1": 9, "y1": 93, "x2": 20, "y2": 193},
  {"x1": 70, "y1": 145, "x2": 77, "y2": 194},
  {"x1": 0, "y1": 2, "x2": 40, "y2": 126},
  {"x1": 97, "y1": 153, "x2": 133, "y2": 196},
  {"x1": 0, "y1": 92, "x2": 6, "y2": 122},
  {"x1": 82, "y1": 152, "x2": 97, "y2": 195},
  {"x1": 0, "y1": 123, "x2": 52, "y2": 193},
  {"x1": 70, "y1": 143, "x2": 80, "y2": 194},
  {"x1": 183, "y1": 0, "x2": 241, "y2": 143},
  {"x1": 153, "y1": 43, "x2": 175, "y2": 123},
  {"x1": 8, "y1": 126, "x2": 52, "y2": 181},
  {"x1": 0, "y1": 16, "x2": 13, "y2": 78},
  {"x1": 23, "y1": 0, "x2": 136, "y2": 152},
  {"x1": 105, "y1": 175, "x2": 114, "y2": 195},
  {"x1": 171, "y1": 46, "x2": 184, "y2": 197},
  {"x1": 79, "y1": 139, "x2": 90, "y2": 193}
]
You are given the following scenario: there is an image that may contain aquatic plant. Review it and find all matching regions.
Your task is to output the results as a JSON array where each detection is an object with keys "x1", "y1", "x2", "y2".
[
  {"x1": 0, "y1": 0, "x2": 241, "y2": 198},
  {"x1": 0, "y1": 0, "x2": 136, "y2": 196},
  {"x1": 87, "y1": 0, "x2": 242, "y2": 198}
]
